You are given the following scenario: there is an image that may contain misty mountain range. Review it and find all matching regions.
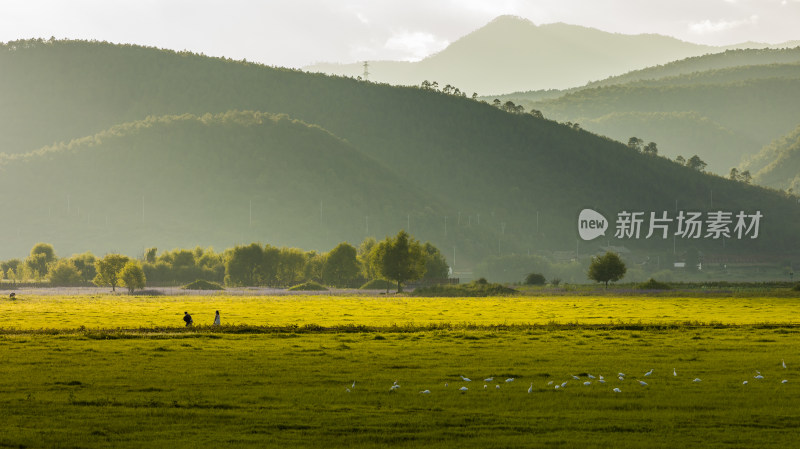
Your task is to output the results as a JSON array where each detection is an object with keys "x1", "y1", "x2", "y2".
[{"x1": 304, "y1": 15, "x2": 800, "y2": 95}]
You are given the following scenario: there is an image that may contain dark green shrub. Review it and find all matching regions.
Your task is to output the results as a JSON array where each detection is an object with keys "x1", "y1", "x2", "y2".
[
  {"x1": 524, "y1": 273, "x2": 546, "y2": 285},
  {"x1": 288, "y1": 281, "x2": 328, "y2": 291},
  {"x1": 637, "y1": 278, "x2": 671, "y2": 290},
  {"x1": 411, "y1": 280, "x2": 517, "y2": 297}
]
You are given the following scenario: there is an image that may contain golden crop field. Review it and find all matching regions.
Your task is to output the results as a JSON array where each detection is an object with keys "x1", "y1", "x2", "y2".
[{"x1": 2, "y1": 294, "x2": 799, "y2": 330}]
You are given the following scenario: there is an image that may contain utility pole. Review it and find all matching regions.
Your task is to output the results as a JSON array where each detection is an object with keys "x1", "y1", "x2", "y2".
[
  {"x1": 499, "y1": 222, "x2": 506, "y2": 254},
  {"x1": 363, "y1": 61, "x2": 370, "y2": 81}
]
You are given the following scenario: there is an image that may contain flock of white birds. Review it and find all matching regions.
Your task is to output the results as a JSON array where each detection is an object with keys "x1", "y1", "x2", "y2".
[{"x1": 344, "y1": 359, "x2": 790, "y2": 394}]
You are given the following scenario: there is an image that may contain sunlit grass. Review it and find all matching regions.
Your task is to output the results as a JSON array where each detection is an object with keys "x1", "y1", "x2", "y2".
[
  {"x1": 1, "y1": 327, "x2": 799, "y2": 448},
  {"x1": 1, "y1": 294, "x2": 799, "y2": 330}
]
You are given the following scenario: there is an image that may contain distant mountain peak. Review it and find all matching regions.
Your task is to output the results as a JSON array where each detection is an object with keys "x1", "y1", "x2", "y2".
[{"x1": 486, "y1": 15, "x2": 535, "y2": 26}]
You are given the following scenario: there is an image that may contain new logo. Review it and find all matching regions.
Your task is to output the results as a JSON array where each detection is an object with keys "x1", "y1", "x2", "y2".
[{"x1": 578, "y1": 209, "x2": 608, "y2": 241}]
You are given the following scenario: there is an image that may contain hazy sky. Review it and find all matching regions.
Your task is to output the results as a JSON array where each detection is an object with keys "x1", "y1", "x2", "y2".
[{"x1": 2, "y1": 0, "x2": 799, "y2": 68}]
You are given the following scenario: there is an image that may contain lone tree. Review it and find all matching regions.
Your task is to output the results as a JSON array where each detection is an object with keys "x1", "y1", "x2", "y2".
[
  {"x1": 93, "y1": 254, "x2": 130, "y2": 292},
  {"x1": 370, "y1": 230, "x2": 426, "y2": 293},
  {"x1": 119, "y1": 260, "x2": 146, "y2": 294},
  {"x1": 627, "y1": 137, "x2": 644, "y2": 152},
  {"x1": 588, "y1": 252, "x2": 626, "y2": 287}
]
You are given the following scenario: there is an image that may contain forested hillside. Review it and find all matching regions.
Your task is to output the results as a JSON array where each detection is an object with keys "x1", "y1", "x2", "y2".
[
  {"x1": 740, "y1": 124, "x2": 800, "y2": 191},
  {"x1": 515, "y1": 64, "x2": 800, "y2": 173},
  {"x1": 1, "y1": 39, "x2": 799, "y2": 267},
  {"x1": 0, "y1": 111, "x2": 486, "y2": 259}
]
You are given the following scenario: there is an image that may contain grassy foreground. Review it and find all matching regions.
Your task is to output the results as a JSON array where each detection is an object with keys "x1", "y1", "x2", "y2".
[{"x1": 1, "y1": 295, "x2": 799, "y2": 448}]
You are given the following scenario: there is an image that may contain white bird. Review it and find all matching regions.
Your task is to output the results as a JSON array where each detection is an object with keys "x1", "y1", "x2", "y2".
[
  {"x1": 743, "y1": 381, "x2": 748, "y2": 385},
  {"x1": 505, "y1": 378, "x2": 515, "y2": 383},
  {"x1": 618, "y1": 376, "x2": 625, "y2": 381},
  {"x1": 583, "y1": 381, "x2": 591, "y2": 386},
  {"x1": 352, "y1": 380, "x2": 356, "y2": 388},
  {"x1": 782, "y1": 379, "x2": 788, "y2": 384},
  {"x1": 484, "y1": 384, "x2": 488, "y2": 389},
  {"x1": 754, "y1": 374, "x2": 764, "y2": 380},
  {"x1": 390, "y1": 385, "x2": 400, "y2": 391},
  {"x1": 572, "y1": 375, "x2": 580, "y2": 380},
  {"x1": 547, "y1": 381, "x2": 554, "y2": 386},
  {"x1": 613, "y1": 388, "x2": 621, "y2": 393},
  {"x1": 644, "y1": 369, "x2": 654, "y2": 377},
  {"x1": 693, "y1": 378, "x2": 702, "y2": 382},
  {"x1": 673, "y1": 368, "x2": 677, "y2": 377},
  {"x1": 461, "y1": 375, "x2": 471, "y2": 382},
  {"x1": 561, "y1": 381, "x2": 568, "y2": 388},
  {"x1": 554, "y1": 385, "x2": 560, "y2": 390},
  {"x1": 599, "y1": 375, "x2": 604, "y2": 381},
  {"x1": 618, "y1": 373, "x2": 626, "y2": 377},
  {"x1": 444, "y1": 383, "x2": 448, "y2": 387},
  {"x1": 638, "y1": 380, "x2": 648, "y2": 386},
  {"x1": 587, "y1": 374, "x2": 596, "y2": 379},
  {"x1": 484, "y1": 377, "x2": 494, "y2": 382},
  {"x1": 393, "y1": 380, "x2": 399, "y2": 386},
  {"x1": 782, "y1": 359, "x2": 787, "y2": 369},
  {"x1": 598, "y1": 379, "x2": 606, "y2": 384},
  {"x1": 346, "y1": 388, "x2": 351, "y2": 393},
  {"x1": 528, "y1": 383, "x2": 533, "y2": 393},
  {"x1": 496, "y1": 385, "x2": 500, "y2": 389},
  {"x1": 459, "y1": 386, "x2": 468, "y2": 391},
  {"x1": 420, "y1": 390, "x2": 431, "y2": 394}
]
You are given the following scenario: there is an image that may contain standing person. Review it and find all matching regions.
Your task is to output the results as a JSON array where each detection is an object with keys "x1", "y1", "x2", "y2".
[
  {"x1": 183, "y1": 311, "x2": 193, "y2": 327},
  {"x1": 213, "y1": 310, "x2": 220, "y2": 326}
]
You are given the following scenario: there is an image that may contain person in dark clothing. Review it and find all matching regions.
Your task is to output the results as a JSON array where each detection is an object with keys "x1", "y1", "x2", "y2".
[{"x1": 183, "y1": 311, "x2": 193, "y2": 327}]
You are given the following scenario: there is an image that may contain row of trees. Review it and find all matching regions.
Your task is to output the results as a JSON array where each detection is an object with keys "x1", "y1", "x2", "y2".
[
  {"x1": 628, "y1": 136, "x2": 709, "y2": 172},
  {"x1": 224, "y1": 231, "x2": 448, "y2": 291},
  {"x1": 0, "y1": 243, "x2": 146, "y2": 293},
  {"x1": 417, "y1": 80, "x2": 545, "y2": 119},
  {"x1": 0, "y1": 231, "x2": 449, "y2": 292}
]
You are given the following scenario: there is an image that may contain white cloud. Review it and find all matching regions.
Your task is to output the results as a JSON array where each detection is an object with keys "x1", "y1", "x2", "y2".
[
  {"x1": 689, "y1": 15, "x2": 759, "y2": 34},
  {"x1": 384, "y1": 31, "x2": 450, "y2": 61}
]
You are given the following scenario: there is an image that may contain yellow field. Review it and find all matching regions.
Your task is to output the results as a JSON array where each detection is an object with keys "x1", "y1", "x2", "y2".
[{"x1": 1, "y1": 294, "x2": 799, "y2": 329}]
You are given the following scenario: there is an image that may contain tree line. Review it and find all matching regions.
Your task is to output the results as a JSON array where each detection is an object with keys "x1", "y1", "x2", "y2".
[{"x1": 0, "y1": 231, "x2": 449, "y2": 292}]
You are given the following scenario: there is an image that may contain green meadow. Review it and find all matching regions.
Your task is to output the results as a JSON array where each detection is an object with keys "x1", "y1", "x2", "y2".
[{"x1": 1, "y1": 295, "x2": 799, "y2": 448}]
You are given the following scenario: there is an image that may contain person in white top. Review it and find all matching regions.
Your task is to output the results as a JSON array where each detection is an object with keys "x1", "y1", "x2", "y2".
[{"x1": 213, "y1": 310, "x2": 220, "y2": 326}]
